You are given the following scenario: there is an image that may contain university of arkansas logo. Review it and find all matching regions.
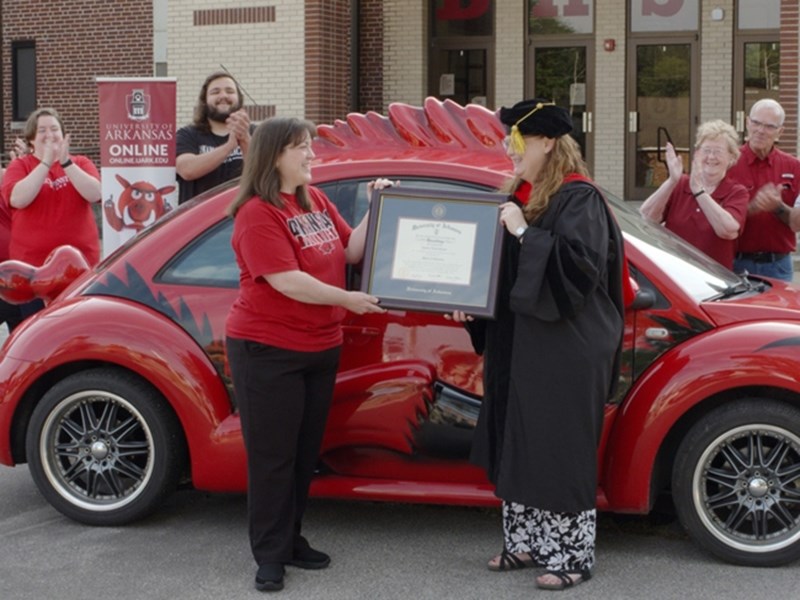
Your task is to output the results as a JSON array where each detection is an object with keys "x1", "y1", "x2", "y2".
[{"x1": 126, "y1": 88, "x2": 151, "y2": 121}]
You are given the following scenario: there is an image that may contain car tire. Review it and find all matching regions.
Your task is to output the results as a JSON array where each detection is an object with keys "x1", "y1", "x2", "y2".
[
  {"x1": 672, "y1": 399, "x2": 800, "y2": 566},
  {"x1": 25, "y1": 368, "x2": 186, "y2": 525}
]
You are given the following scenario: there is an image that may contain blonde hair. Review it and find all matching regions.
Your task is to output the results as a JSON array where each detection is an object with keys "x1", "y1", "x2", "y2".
[
  {"x1": 695, "y1": 119, "x2": 741, "y2": 165},
  {"x1": 503, "y1": 135, "x2": 589, "y2": 222}
]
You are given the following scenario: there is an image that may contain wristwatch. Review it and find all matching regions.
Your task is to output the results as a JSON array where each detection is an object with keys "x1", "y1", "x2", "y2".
[{"x1": 514, "y1": 225, "x2": 528, "y2": 239}]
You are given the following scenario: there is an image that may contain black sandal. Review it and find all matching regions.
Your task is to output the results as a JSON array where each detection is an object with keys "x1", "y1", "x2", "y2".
[
  {"x1": 487, "y1": 549, "x2": 537, "y2": 571},
  {"x1": 535, "y1": 568, "x2": 592, "y2": 590}
]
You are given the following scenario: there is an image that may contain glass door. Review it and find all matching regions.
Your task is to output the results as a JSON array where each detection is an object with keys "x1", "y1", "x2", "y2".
[
  {"x1": 733, "y1": 38, "x2": 779, "y2": 134},
  {"x1": 531, "y1": 43, "x2": 592, "y2": 167},
  {"x1": 627, "y1": 40, "x2": 697, "y2": 201},
  {"x1": 431, "y1": 46, "x2": 489, "y2": 106}
]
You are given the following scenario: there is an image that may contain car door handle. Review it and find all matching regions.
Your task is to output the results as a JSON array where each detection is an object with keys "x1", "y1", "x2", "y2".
[
  {"x1": 645, "y1": 327, "x2": 670, "y2": 341},
  {"x1": 342, "y1": 326, "x2": 382, "y2": 337}
]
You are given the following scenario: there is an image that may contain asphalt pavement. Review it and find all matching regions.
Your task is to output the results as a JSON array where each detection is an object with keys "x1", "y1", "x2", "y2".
[
  {"x1": 2, "y1": 273, "x2": 800, "y2": 599},
  {"x1": 0, "y1": 464, "x2": 798, "y2": 600}
]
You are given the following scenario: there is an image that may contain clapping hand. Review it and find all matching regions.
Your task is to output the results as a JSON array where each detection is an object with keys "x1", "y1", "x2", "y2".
[
  {"x1": 665, "y1": 142, "x2": 684, "y2": 184},
  {"x1": 226, "y1": 109, "x2": 251, "y2": 145},
  {"x1": 9, "y1": 137, "x2": 29, "y2": 161},
  {"x1": 750, "y1": 183, "x2": 783, "y2": 213}
]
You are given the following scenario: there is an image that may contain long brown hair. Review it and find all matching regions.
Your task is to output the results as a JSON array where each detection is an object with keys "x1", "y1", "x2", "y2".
[
  {"x1": 227, "y1": 117, "x2": 317, "y2": 217},
  {"x1": 502, "y1": 134, "x2": 588, "y2": 223}
]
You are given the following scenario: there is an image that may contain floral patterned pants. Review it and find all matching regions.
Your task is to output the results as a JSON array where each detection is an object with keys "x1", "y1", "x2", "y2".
[{"x1": 502, "y1": 501, "x2": 596, "y2": 573}]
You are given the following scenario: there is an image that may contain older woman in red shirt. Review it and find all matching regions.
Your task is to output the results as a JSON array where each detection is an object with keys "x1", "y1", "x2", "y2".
[{"x1": 640, "y1": 120, "x2": 748, "y2": 269}]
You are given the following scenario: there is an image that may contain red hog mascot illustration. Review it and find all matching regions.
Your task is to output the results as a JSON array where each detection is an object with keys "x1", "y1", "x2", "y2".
[{"x1": 104, "y1": 174, "x2": 175, "y2": 232}]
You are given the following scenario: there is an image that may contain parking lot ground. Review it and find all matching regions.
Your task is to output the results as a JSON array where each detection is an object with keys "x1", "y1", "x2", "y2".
[{"x1": 1, "y1": 464, "x2": 798, "y2": 600}]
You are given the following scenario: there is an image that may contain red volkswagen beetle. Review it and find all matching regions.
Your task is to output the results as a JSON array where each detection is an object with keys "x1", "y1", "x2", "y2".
[{"x1": 2, "y1": 99, "x2": 800, "y2": 568}]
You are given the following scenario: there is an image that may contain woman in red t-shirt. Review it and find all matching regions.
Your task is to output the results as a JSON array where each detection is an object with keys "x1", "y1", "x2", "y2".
[
  {"x1": 225, "y1": 117, "x2": 389, "y2": 592},
  {"x1": 1, "y1": 107, "x2": 101, "y2": 318},
  {"x1": 639, "y1": 120, "x2": 748, "y2": 269}
]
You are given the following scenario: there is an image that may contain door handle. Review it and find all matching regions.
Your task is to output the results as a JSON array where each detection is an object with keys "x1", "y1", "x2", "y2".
[
  {"x1": 582, "y1": 112, "x2": 593, "y2": 133},
  {"x1": 735, "y1": 110, "x2": 745, "y2": 132},
  {"x1": 342, "y1": 325, "x2": 381, "y2": 337},
  {"x1": 628, "y1": 111, "x2": 639, "y2": 133}
]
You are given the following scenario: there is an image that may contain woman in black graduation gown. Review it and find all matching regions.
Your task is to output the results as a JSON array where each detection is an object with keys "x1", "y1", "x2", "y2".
[{"x1": 456, "y1": 100, "x2": 626, "y2": 591}]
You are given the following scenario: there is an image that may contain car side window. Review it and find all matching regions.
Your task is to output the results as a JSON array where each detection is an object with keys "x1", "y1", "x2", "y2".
[
  {"x1": 159, "y1": 218, "x2": 238, "y2": 287},
  {"x1": 323, "y1": 178, "x2": 492, "y2": 227}
]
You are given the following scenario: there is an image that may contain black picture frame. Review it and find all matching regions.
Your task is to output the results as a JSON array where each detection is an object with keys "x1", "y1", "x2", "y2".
[{"x1": 360, "y1": 187, "x2": 506, "y2": 317}]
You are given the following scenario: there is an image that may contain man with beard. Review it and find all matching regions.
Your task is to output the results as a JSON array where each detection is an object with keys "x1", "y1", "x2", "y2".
[{"x1": 176, "y1": 72, "x2": 253, "y2": 204}]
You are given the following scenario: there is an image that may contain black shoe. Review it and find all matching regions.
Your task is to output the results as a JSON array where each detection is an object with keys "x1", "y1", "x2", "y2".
[
  {"x1": 255, "y1": 563, "x2": 285, "y2": 592},
  {"x1": 287, "y1": 545, "x2": 330, "y2": 569}
]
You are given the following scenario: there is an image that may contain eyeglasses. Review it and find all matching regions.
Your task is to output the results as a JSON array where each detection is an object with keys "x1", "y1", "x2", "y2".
[
  {"x1": 696, "y1": 146, "x2": 728, "y2": 158},
  {"x1": 749, "y1": 118, "x2": 780, "y2": 132}
]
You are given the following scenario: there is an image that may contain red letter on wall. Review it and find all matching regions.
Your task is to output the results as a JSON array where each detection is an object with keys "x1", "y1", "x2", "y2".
[
  {"x1": 436, "y1": 0, "x2": 490, "y2": 20},
  {"x1": 642, "y1": 0, "x2": 683, "y2": 17}
]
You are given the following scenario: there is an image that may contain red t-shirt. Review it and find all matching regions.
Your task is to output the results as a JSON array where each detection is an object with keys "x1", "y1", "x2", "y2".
[
  {"x1": 226, "y1": 186, "x2": 353, "y2": 352},
  {"x1": 0, "y1": 176, "x2": 11, "y2": 262},
  {"x1": 662, "y1": 174, "x2": 748, "y2": 269},
  {"x1": 1, "y1": 154, "x2": 101, "y2": 267},
  {"x1": 727, "y1": 143, "x2": 800, "y2": 254}
]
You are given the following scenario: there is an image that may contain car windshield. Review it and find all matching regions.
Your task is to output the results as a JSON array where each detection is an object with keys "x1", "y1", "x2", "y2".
[{"x1": 604, "y1": 189, "x2": 746, "y2": 303}]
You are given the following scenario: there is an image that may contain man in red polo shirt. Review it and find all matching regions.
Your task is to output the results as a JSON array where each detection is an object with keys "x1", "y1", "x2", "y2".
[{"x1": 728, "y1": 99, "x2": 800, "y2": 281}]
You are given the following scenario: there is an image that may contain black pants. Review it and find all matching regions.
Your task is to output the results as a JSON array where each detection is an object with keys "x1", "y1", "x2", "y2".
[{"x1": 226, "y1": 337, "x2": 340, "y2": 566}]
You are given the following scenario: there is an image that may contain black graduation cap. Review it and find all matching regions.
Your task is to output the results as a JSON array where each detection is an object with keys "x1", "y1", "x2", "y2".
[{"x1": 499, "y1": 99, "x2": 573, "y2": 154}]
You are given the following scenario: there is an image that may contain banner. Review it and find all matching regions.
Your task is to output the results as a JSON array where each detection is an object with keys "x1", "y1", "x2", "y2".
[{"x1": 97, "y1": 78, "x2": 177, "y2": 255}]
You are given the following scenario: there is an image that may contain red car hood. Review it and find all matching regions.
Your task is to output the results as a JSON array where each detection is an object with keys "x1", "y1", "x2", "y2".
[{"x1": 700, "y1": 278, "x2": 800, "y2": 326}]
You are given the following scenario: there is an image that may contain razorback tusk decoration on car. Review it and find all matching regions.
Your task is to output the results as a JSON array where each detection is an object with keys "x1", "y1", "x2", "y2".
[{"x1": 0, "y1": 245, "x2": 90, "y2": 305}]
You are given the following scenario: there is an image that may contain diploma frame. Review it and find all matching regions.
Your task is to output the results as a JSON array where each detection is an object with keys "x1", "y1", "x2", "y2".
[{"x1": 360, "y1": 187, "x2": 506, "y2": 317}]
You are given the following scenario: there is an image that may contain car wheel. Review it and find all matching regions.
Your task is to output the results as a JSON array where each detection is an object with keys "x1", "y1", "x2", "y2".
[
  {"x1": 672, "y1": 399, "x2": 800, "y2": 566},
  {"x1": 25, "y1": 368, "x2": 186, "y2": 525}
]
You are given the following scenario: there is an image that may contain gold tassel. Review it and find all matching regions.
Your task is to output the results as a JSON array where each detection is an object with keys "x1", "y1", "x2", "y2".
[
  {"x1": 508, "y1": 102, "x2": 555, "y2": 154},
  {"x1": 509, "y1": 125, "x2": 527, "y2": 155}
]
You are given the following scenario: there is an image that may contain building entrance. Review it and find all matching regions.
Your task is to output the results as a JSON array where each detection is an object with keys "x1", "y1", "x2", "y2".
[{"x1": 627, "y1": 39, "x2": 696, "y2": 201}]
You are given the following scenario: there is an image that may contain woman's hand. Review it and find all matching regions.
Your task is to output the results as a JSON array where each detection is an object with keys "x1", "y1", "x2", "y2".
[
  {"x1": 665, "y1": 142, "x2": 683, "y2": 183},
  {"x1": 444, "y1": 310, "x2": 474, "y2": 323},
  {"x1": 499, "y1": 201, "x2": 526, "y2": 235},
  {"x1": 688, "y1": 151, "x2": 708, "y2": 194},
  {"x1": 366, "y1": 178, "x2": 400, "y2": 204},
  {"x1": 9, "y1": 137, "x2": 28, "y2": 161},
  {"x1": 342, "y1": 291, "x2": 386, "y2": 315}
]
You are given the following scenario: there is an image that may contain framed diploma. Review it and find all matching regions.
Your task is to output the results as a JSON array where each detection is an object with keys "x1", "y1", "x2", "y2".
[{"x1": 361, "y1": 187, "x2": 506, "y2": 317}]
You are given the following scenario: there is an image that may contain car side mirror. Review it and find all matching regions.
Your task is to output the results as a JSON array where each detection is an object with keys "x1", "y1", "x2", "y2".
[{"x1": 629, "y1": 287, "x2": 656, "y2": 310}]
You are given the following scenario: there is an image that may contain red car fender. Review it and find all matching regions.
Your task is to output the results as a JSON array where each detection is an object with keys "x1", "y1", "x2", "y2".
[
  {"x1": 324, "y1": 359, "x2": 436, "y2": 454},
  {"x1": 601, "y1": 320, "x2": 800, "y2": 512},
  {"x1": 0, "y1": 296, "x2": 233, "y2": 475}
]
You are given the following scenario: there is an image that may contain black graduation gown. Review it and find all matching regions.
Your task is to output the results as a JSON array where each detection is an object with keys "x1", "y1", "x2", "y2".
[
  {"x1": 467, "y1": 198, "x2": 520, "y2": 485},
  {"x1": 470, "y1": 180, "x2": 625, "y2": 513}
]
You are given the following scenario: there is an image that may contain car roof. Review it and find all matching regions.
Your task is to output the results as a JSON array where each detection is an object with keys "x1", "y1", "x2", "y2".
[{"x1": 314, "y1": 97, "x2": 512, "y2": 175}]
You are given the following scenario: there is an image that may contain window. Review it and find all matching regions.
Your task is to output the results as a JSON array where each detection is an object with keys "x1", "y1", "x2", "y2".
[
  {"x1": 320, "y1": 178, "x2": 491, "y2": 229},
  {"x1": 159, "y1": 218, "x2": 238, "y2": 287},
  {"x1": 12, "y1": 42, "x2": 36, "y2": 122}
]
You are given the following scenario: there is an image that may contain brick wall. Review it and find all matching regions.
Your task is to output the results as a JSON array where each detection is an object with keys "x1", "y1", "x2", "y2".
[
  {"x1": 358, "y1": 0, "x2": 384, "y2": 113},
  {"x1": 495, "y1": 0, "x2": 525, "y2": 109},
  {"x1": 780, "y1": 0, "x2": 799, "y2": 154},
  {"x1": 383, "y1": 0, "x2": 426, "y2": 109},
  {"x1": 3, "y1": 0, "x2": 153, "y2": 164},
  {"x1": 168, "y1": 0, "x2": 300, "y2": 127},
  {"x1": 305, "y1": 0, "x2": 351, "y2": 124},
  {"x1": 699, "y1": 0, "x2": 734, "y2": 123},
  {"x1": 593, "y1": 0, "x2": 627, "y2": 196}
]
